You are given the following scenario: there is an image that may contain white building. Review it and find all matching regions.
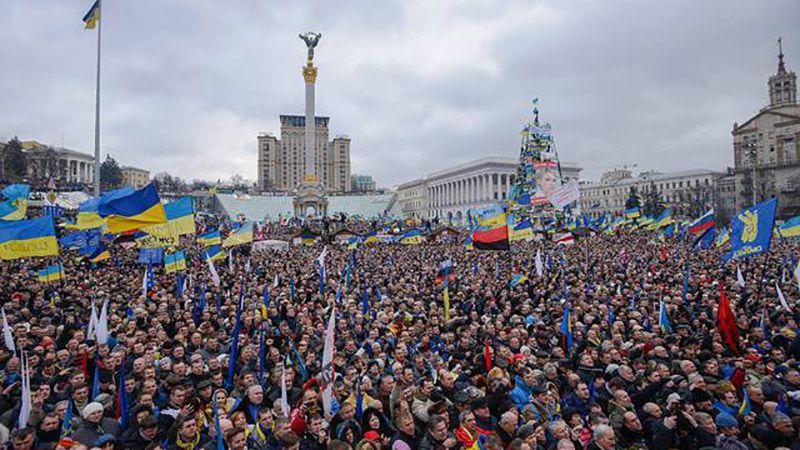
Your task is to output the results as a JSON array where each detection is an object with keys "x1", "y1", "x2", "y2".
[
  {"x1": 579, "y1": 168, "x2": 724, "y2": 218},
  {"x1": 21, "y1": 141, "x2": 95, "y2": 185},
  {"x1": 396, "y1": 156, "x2": 582, "y2": 221}
]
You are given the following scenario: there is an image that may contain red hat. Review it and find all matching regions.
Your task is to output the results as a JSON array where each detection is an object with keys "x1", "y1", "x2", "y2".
[{"x1": 364, "y1": 431, "x2": 380, "y2": 441}]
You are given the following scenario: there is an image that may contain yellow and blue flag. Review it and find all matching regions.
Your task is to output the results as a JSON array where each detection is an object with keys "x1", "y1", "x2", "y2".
[
  {"x1": 726, "y1": 198, "x2": 777, "y2": 262},
  {"x1": 624, "y1": 207, "x2": 641, "y2": 219},
  {"x1": 779, "y1": 215, "x2": 800, "y2": 238},
  {"x1": 347, "y1": 236, "x2": 360, "y2": 249},
  {"x1": 74, "y1": 188, "x2": 134, "y2": 231},
  {"x1": 98, "y1": 184, "x2": 167, "y2": 234},
  {"x1": 88, "y1": 243, "x2": 111, "y2": 263},
  {"x1": 38, "y1": 264, "x2": 64, "y2": 283},
  {"x1": 165, "y1": 251, "x2": 187, "y2": 274},
  {"x1": 198, "y1": 229, "x2": 221, "y2": 246},
  {"x1": 301, "y1": 229, "x2": 317, "y2": 246},
  {"x1": 82, "y1": 0, "x2": 100, "y2": 29},
  {"x1": 202, "y1": 245, "x2": 225, "y2": 261},
  {"x1": 509, "y1": 273, "x2": 528, "y2": 288},
  {"x1": 0, "y1": 184, "x2": 30, "y2": 221},
  {"x1": 509, "y1": 219, "x2": 534, "y2": 242},
  {"x1": 0, "y1": 217, "x2": 59, "y2": 260},
  {"x1": 739, "y1": 388, "x2": 751, "y2": 416},
  {"x1": 716, "y1": 228, "x2": 730, "y2": 248},
  {"x1": 464, "y1": 232, "x2": 473, "y2": 250},
  {"x1": 659, "y1": 297, "x2": 672, "y2": 334},
  {"x1": 142, "y1": 197, "x2": 195, "y2": 241},
  {"x1": 653, "y1": 208, "x2": 674, "y2": 228},
  {"x1": 400, "y1": 229, "x2": 422, "y2": 245},
  {"x1": 362, "y1": 231, "x2": 378, "y2": 245},
  {"x1": 222, "y1": 222, "x2": 254, "y2": 249}
]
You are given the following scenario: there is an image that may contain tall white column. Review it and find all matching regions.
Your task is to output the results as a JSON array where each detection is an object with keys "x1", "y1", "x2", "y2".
[{"x1": 304, "y1": 80, "x2": 316, "y2": 183}]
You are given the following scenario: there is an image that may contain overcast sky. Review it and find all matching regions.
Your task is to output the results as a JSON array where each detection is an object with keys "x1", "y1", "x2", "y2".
[{"x1": 2, "y1": 1, "x2": 798, "y2": 187}]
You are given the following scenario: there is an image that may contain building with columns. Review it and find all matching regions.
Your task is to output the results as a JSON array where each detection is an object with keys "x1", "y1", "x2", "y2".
[
  {"x1": 579, "y1": 168, "x2": 724, "y2": 219},
  {"x1": 20, "y1": 140, "x2": 96, "y2": 187},
  {"x1": 396, "y1": 156, "x2": 581, "y2": 221},
  {"x1": 120, "y1": 166, "x2": 151, "y2": 189},
  {"x1": 731, "y1": 40, "x2": 800, "y2": 218}
]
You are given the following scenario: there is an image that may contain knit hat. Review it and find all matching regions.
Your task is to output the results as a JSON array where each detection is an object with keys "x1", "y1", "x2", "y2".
[
  {"x1": 715, "y1": 412, "x2": 738, "y2": 428},
  {"x1": 82, "y1": 402, "x2": 104, "y2": 419}
]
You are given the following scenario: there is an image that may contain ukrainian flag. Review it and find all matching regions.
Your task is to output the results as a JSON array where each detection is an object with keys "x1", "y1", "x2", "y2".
[
  {"x1": 0, "y1": 217, "x2": 59, "y2": 260},
  {"x1": 88, "y1": 243, "x2": 111, "y2": 263},
  {"x1": 142, "y1": 197, "x2": 195, "y2": 241},
  {"x1": 716, "y1": 228, "x2": 730, "y2": 248},
  {"x1": 0, "y1": 184, "x2": 30, "y2": 221},
  {"x1": 464, "y1": 232, "x2": 473, "y2": 250},
  {"x1": 98, "y1": 184, "x2": 167, "y2": 234},
  {"x1": 509, "y1": 219, "x2": 534, "y2": 242},
  {"x1": 653, "y1": 209, "x2": 674, "y2": 228},
  {"x1": 624, "y1": 207, "x2": 641, "y2": 219},
  {"x1": 202, "y1": 245, "x2": 226, "y2": 261},
  {"x1": 38, "y1": 264, "x2": 64, "y2": 283},
  {"x1": 301, "y1": 229, "x2": 317, "y2": 246},
  {"x1": 165, "y1": 251, "x2": 187, "y2": 274},
  {"x1": 347, "y1": 236, "x2": 360, "y2": 249},
  {"x1": 509, "y1": 273, "x2": 528, "y2": 288},
  {"x1": 400, "y1": 229, "x2": 422, "y2": 245},
  {"x1": 198, "y1": 230, "x2": 222, "y2": 246},
  {"x1": 779, "y1": 215, "x2": 800, "y2": 238},
  {"x1": 75, "y1": 188, "x2": 133, "y2": 230},
  {"x1": 223, "y1": 222, "x2": 253, "y2": 248},
  {"x1": 83, "y1": 0, "x2": 100, "y2": 29},
  {"x1": 362, "y1": 231, "x2": 378, "y2": 245}
]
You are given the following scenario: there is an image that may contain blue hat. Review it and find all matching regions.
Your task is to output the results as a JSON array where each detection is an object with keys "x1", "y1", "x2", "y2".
[
  {"x1": 94, "y1": 434, "x2": 116, "y2": 446},
  {"x1": 715, "y1": 412, "x2": 738, "y2": 428}
]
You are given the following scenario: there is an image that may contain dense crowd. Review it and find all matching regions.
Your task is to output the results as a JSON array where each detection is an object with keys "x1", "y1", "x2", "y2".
[{"x1": 1, "y1": 225, "x2": 800, "y2": 450}]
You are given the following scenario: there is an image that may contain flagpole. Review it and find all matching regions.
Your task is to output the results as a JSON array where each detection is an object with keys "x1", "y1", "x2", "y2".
[{"x1": 92, "y1": 0, "x2": 102, "y2": 197}]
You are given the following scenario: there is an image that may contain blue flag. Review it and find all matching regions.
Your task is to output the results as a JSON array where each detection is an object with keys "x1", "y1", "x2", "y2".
[
  {"x1": 726, "y1": 197, "x2": 778, "y2": 261},
  {"x1": 362, "y1": 288, "x2": 369, "y2": 315},
  {"x1": 225, "y1": 286, "x2": 244, "y2": 389},
  {"x1": 60, "y1": 400, "x2": 75, "y2": 438},
  {"x1": 91, "y1": 363, "x2": 100, "y2": 401},
  {"x1": 118, "y1": 364, "x2": 129, "y2": 430}
]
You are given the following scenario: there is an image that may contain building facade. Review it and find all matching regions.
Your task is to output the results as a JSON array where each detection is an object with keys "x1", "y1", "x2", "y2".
[
  {"x1": 579, "y1": 168, "x2": 724, "y2": 219},
  {"x1": 351, "y1": 174, "x2": 376, "y2": 192},
  {"x1": 257, "y1": 115, "x2": 351, "y2": 193},
  {"x1": 120, "y1": 166, "x2": 150, "y2": 189},
  {"x1": 731, "y1": 43, "x2": 800, "y2": 218},
  {"x1": 20, "y1": 141, "x2": 96, "y2": 186},
  {"x1": 396, "y1": 156, "x2": 582, "y2": 220}
]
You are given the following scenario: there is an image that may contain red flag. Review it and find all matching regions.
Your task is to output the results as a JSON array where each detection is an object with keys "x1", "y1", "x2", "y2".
[
  {"x1": 484, "y1": 341, "x2": 492, "y2": 372},
  {"x1": 717, "y1": 284, "x2": 740, "y2": 355},
  {"x1": 661, "y1": 240, "x2": 668, "y2": 261}
]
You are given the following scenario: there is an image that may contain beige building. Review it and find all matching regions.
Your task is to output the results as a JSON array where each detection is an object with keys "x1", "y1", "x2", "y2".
[
  {"x1": 257, "y1": 115, "x2": 351, "y2": 193},
  {"x1": 731, "y1": 42, "x2": 800, "y2": 218},
  {"x1": 579, "y1": 168, "x2": 723, "y2": 219},
  {"x1": 20, "y1": 140, "x2": 95, "y2": 186},
  {"x1": 396, "y1": 156, "x2": 582, "y2": 220},
  {"x1": 120, "y1": 166, "x2": 150, "y2": 189}
]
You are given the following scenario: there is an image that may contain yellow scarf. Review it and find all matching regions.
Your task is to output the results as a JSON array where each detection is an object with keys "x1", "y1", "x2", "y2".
[{"x1": 176, "y1": 432, "x2": 200, "y2": 450}]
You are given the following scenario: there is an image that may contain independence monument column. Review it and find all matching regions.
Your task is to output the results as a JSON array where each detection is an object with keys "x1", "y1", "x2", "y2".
[
  {"x1": 300, "y1": 32, "x2": 321, "y2": 185},
  {"x1": 294, "y1": 32, "x2": 328, "y2": 218}
]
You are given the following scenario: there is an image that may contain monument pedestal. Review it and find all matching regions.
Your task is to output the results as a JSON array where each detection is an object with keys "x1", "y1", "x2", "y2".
[{"x1": 293, "y1": 183, "x2": 328, "y2": 218}]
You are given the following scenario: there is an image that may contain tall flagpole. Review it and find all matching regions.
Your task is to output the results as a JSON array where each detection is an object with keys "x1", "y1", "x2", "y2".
[{"x1": 92, "y1": 0, "x2": 102, "y2": 197}]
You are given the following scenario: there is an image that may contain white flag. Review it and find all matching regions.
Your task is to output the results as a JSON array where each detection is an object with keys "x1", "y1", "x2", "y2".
[
  {"x1": 142, "y1": 266, "x2": 149, "y2": 298},
  {"x1": 245, "y1": 258, "x2": 251, "y2": 273},
  {"x1": 208, "y1": 258, "x2": 221, "y2": 287},
  {"x1": 616, "y1": 284, "x2": 622, "y2": 297},
  {"x1": 280, "y1": 365, "x2": 290, "y2": 418},
  {"x1": 737, "y1": 266, "x2": 745, "y2": 288},
  {"x1": 794, "y1": 260, "x2": 800, "y2": 292},
  {"x1": 2, "y1": 308, "x2": 15, "y2": 353},
  {"x1": 321, "y1": 308, "x2": 335, "y2": 416},
  {"x1": 535, "y1": 250, "x2": 543, "y2": 277},
  {"x1": 96, "y1": 300, "x2": 109, "y2": 345},
  {"x1": 17, "y1": 352, "x2": 31, "y2": 429},
  {"x1": 87, "y1": 302, "x2": 98, "y2": 341},
  {"x1": 777, "y1": 283, "x2": 792, "y2": 312},
  {"x1": 229, "y1": 252, "x2": 234, "y2": 272},
  {"x1": 273, "y1": 274, "x2": 279, "y2": 288}
]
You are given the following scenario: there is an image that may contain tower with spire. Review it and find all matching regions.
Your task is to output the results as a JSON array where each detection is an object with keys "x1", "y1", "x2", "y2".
[{"x1": 768, "y1": 37, "x2": 797, "y2": 107}]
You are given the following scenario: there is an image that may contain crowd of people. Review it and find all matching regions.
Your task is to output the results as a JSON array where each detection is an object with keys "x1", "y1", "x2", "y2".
[{"x1": 1, "y1": 220, "x2": 800, "y2": 450}]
